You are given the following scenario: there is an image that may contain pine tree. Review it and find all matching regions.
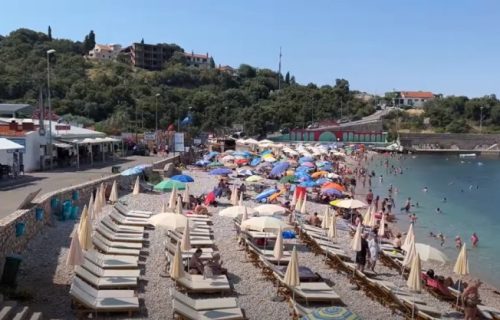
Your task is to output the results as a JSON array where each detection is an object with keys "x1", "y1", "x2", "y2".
[
  {"x1": 48, "y1": 26, "x2": 52, "y2": 41},
  {"x1": 141, "y1": 38, "x2": 144, "y2": 45},
  {"x1": 285, "y1": 72, "x2": 290, "y2": 84},
  {"x1": 88, "y1": 30, "x2": 96, "y2": 48},
  {"x1": 209, "y1": 57, "x2": 215, "y2": 69}
]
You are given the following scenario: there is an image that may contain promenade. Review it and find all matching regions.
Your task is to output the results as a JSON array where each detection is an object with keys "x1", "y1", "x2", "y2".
[{"x1": 0, "y1": 155, "x2": 166, "y2": 219}]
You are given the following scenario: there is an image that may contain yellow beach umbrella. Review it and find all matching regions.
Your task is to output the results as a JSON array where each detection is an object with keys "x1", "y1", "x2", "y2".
[
  {"x1": 133, "y1": 176, "x2": 140, "y2": 195},
  {"x1": 273, "y1": 227, "x2": 284, "y2": 263},
  {"x1": 351, "y1": 223, "x2": 362, "y2": 252},
  {"x1": 170, "y1": 242, "x2": 184, "y2": 280},
  {"x1": 109, "y1": 180, "x2": 118, "y2": 203},
  {"x1": 407, "y1": 253, "x2": 422, "y2": 292},
  {"x1": 284, "y1": 246, "x2": 300, "y2": 289},
  {"x1": 246, "y1": 175, "x2": 263, "y2": 182},
  {"x1": 78, "y1": 214, "x2": 93, "y2": 251},
  {"x1": 180, "y1": 219, "x2": 191, "y2": 252},
  {"x1": 67, "y1": 230, "x2": 84, "y2": 267}
]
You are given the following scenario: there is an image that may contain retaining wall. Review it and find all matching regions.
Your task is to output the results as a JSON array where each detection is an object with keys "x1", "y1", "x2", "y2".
[
  {"x1": 0, "y1": 155, "x2": 178, "y2": 276},
  {"x1": 400, "y1": 133, "x2": 500, "y2": 150}
]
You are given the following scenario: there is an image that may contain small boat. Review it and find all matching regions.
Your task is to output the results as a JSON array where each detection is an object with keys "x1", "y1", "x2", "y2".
[{"x1": 459, "y1": 153, "x2": 476, "y2": 158}]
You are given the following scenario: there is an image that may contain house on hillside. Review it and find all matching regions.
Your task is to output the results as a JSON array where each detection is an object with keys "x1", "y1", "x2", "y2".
[
  {"x1": 183, "y1": 51, "x2": 211, "y2": 68},
  {"x1": 87, "y1": 44, "x2": 122, "y2": 61},
  {"x1": 394, "y1": 91, "x2": 434, "y2": 108}
]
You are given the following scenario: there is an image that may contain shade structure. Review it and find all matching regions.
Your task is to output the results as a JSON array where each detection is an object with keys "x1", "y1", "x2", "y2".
[
  {"x1": 241, "y1": 206, "x2": 249, "y2": 222},
  {"x1": 284, "y1": 246, "x2": 300, "y2": 288},
  {"x1": 280, "y1": 175, "x2": 297, "y2": 184},
  {"x1": 109, "y1": 180, "x2": 118, "y2": 203},
  {"x1": 100, "y1": 183, "x2": 106, "y2": 209},
  {"x1": 328, "y1": 213, "x2": 337, "y2": 241},
  {"x1": 154, "y1": 179, "x2": 186, "y2": 191},
  {"x1": 402, "y1": 241, "x2": 417, "y2": 268},
  {"x1": 321, "y1": 207, "x2": 329, "y2": 229},
  {"x1": 331, "y1": 199, "x2": 367, "y2": 209},
  {"x1": 407, "y1": 253, "x2": 422, "y2": 292},
  {"x1": 351, "y1": 223, "x2": 362, "y2": 252},
  {"x1": 295, "y1": 197, "x2": 302, "y2": 212},
  {"x1": 180, "y1": 219, "x2": 191, "y2": 251},
  {"x1": 92, "y1": 188, "x2": 100, "y2": 219},
  {"x1": 170, "y1": 174, "x2": 194, "y2": 183},
  {"x1": 168, "y1": 186, "x2": 177, "y2": 210},
  {"x1": 378, "y1": 213, "x2": 386, "y2": 237},
  {"x1": 246, "y1": 175, "x2": 263, "y2": 182},
  {"x1": 183, "y1": 184, "x2": 190, "y2": 202},
  {"x1": 170, "y1": 242, "x2": 184, "y2": 280},
  {"x1": 401, "y1": 224, "x2": 415, "y2": 252},
  {"x1": 255, "y1": 188, "x2": 278, "y2": 201},
  {"x1": 161, "y1": 200, "x2": 168, "y2": 213},
  {"x1": 322, "y1": 182, "x2": 346, "y2": 192},
  {"x1": 362, "y1": 206, "x2": 372, "y2": 225},
  {"x1": 230, "y1": 185, "x2": 239, "y2": 206},
  {"x1": 207, "y1": 161, "x2": 224, "y2": 168},
  {"x1": 273, "y1": 227, "x2": 284, "y2": 261},
  {"x1": 415, "y1": 243, "x2": 449, "y2": 264},
  {"x1": 133, "y1": 176, "x2": 140, "y2": 195},
  {"x1": 148, "y1": 212, "x2": 187, "y2": 230},
  {"x1": 209, "y1": 168, "x2": 232, "y2": 175},
  {"x1": 240, "y1": 216, "x2": 292, "y2": 232},
  {"x1": 78, "y1": 214, "x2": 93, "y2": 251},
  {"x1": 175, "y1": 197, "x2": 183, "y2": 215},
  {"x1": 219, "y1": 206, "x2": 257, "y2": 218},
  {"x1": 300, "y1": 194, "x2": 308, "y2": 214},
  {"x1": 453, "y1": 244, "x2": 469, "y2": 276},
  {"x1": 321, "y1": 188, "x2": 343, "y2": 197},
  {"x1": 67, "y1": 230, "x2": 84, "y2": 267},
  {"x1": 254, "y1": 204, "x2": 287, "y2": 216},
  {"x1": 238, "y1": 192, "x2": 243, "y2": 206},
  {"x1": 78, "y1": 205, "x2": 88, "y2": 236},
  {"x1": 301, "y1": 306, "x2": 361, "y2": 320}
]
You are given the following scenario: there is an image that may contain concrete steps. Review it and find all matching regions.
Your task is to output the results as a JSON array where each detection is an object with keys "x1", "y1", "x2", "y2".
[{"x1": 0, "y1": 300, "x2": 43, "y2": 320}]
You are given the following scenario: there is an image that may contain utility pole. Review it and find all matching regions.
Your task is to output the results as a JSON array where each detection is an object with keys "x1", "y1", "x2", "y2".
[
  {"x1": 278, "y1": 47, "x2": 282, "y2": 91},
  {"x1": 46, "y1": 49, "x2": 56, "y2": 169}
]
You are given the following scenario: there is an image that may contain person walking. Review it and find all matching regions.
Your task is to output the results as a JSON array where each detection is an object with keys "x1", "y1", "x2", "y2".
[{"x1": 367, "y1": 233, "x2": 380, "y2": 273}]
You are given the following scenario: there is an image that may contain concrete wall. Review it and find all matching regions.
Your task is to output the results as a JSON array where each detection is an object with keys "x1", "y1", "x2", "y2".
[
  {"x1": 400, "y1": 133, "x2": 500, "y2": 150},
  {"x1": 0, "y1": 155, "x2": 179, "y2": 276}
]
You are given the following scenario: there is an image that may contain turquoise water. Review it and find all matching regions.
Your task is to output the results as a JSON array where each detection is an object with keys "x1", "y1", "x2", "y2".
[{"x1": 368, "y1": 154, "x2": 500, "y2": 288}]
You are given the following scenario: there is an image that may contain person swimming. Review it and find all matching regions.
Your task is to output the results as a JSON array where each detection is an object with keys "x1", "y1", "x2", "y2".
[
  {"x1": 436, "y1": 208, "x2": 442, "y2": 214},
  {"x1": 443, "y1": 197, "x2": 447, "y2": 203},
  {"x1": 423, "y1": 186, "x2": 428, "y2": 192}
]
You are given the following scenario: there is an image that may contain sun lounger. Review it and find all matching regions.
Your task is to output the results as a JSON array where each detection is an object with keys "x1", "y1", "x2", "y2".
[
  {"x1": 96, "y1": 224, "x2": 145, "y2": 242},
  {"x1": 110, "y1": 211, "x2": 150, "y2": 226},
  {"x1": 176, "y1": 274, "x2": 231, "y2": 293},
  {"x1": 165, "y1": 241, "x2": 214, "y2": 260},
  {"x1": 319, "y1": 246, "x2": 350, "y2": 260},
  {"x1": 101, "y1": 216, "x2": 145, "y2": 234},
  {"x1": 401, "y1": 298, "x2": 442, "y2": 318},
  {"x1": 69, "y1": 277, "x2": 139, "y2": 316},
  {"x1": 477, "y1": 305, "x2": 500, "y2": 320},
  {"x1": 93, "y1": 236, "x2": 141, "y2": 256},
  {"x1": 85, "y1": 251, "x2": 138, "y2": 269},
  {"x1": 170, "y1": 288, "x2": 238, "y2": 310},
  {"x1": 75, "y1": 266, "x2": 137, "y2": 289},
  {"x1": 82, "y1": 259, "x2": 141, "y2": 278},
  {"x1": 168, "y1": 231, "x2": 215, "y2": 247},
  {"x1": 115, "y1": 203, "x2": 152, "y2": 218},
  {"x1": 94, "y1": 233, "x2": 143, "y2": 249},
  {"x1": 290, "y1": 281, "x2": 342, "y2": 304},
  {"x1": 172, "y1": 299, "x2": 244, "y2": 320}
]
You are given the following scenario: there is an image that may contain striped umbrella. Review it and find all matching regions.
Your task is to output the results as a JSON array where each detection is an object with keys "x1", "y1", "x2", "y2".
[{"x1": 301, "y1": 306, "x2": 361, "y2": 320}]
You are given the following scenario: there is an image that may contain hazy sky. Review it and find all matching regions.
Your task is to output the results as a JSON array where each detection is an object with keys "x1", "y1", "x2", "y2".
[{"x1": 2, "y1": 0, "x2": 499, "y2": 97}]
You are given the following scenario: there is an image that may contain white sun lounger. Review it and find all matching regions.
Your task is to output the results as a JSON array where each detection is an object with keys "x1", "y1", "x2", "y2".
[
  {"x1": 82, "y1": 260, "x2": 141, "y2": 278},
  {"x1": 110, "y1": 211, "x2": 150, "y2": 226},
  {"x1": 176, "y1": 274, "x2": 231, "y2": 293},
  {"x1": 85, "y1": 251, "x2": 138, "y2": 269},
  {"x1": 69, "y1": 278, "x2": 139, "y2": 315},
  {"x1": 170, "y1": 288, "x2": 238, "y2": 310},
  {"x1": 115, "y1": 203, "x2": 152, "y2": 218},
  {"x1": 401, "y1": 298, "x2": 442, "y2": 318},
  {"x1": 94, "y1": 233, "x2": 143, "y2": 249},
  {"x1": 172, "y1": 299, "x2": 244, "y2": 320},
  {"x1": 75, "y1": 266, "x2": 137, "y2": 289},
  {"x1": 477, "y1": 305, "x2": 500, "y2": 320},
  {"x1": 96, "y1": 224, "x2": 145, "y2": 242},
  {"x1": 101, "y1": 216, "x2": 145, "y2": 234},
  {"x1": 93, "y1": 236, "x2": 141, "y2": 256}
]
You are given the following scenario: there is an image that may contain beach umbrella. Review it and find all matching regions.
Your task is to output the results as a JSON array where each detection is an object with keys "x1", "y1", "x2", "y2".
[
  {"x1": 161, "y1": 199, "x2": 168, "y2": 213},
  {"x1": 351, "y1": 224, "x2": 362, "y2": 252},
  {"x1": 284, "y1": 246, "x2": 300, "y2": 301},
  {"x1": 301, "y1": 306, "x2": 361, "y2": 320},
  {"x1": 120, "y1": 167, "x2": 142, "y2": 176},
  {"x1": 378, "y1": 214, "x2": 386, "y2": 238},
  {"x1": 415, "y1": 243, "x2": 449, "y2": 264},
  {"x1": 321, "y1": 188, "x2": 343, "y2": 197},
  {"x1": 237, "y1": 169, "x2": 253, "y2": 176},
  {"x1": 273, "y1": 227, "x2": 284, "y2": 264},
  {"x1": 180, "y1": 220, "x2": 191, "y2": 251},
  {"x1": 453, "y1": 244, "x2": 469, "y2": 306},
  {"x1": 207, "y1": 161, "x2": 224, "y2": 168},
  {"x1": 280, "y1": 176, "x2": 297, "y2": 184},
  {"x1": 195, "y1": 159, "x2": 210, "y2": 167},
  {"x1": 170, "y1": 174, "x2": 194, "y2": 183},
  {"x1": 362, "y1": 206, "x2": 372, "y2": 225},
  {"x1": 230, "y1": 185, "x2": 239, "y2": 206},
  {"x1": 87, "y1": 193, "x2": 94, "y2": 216},
  {"x1": 402, "y1": 224, "x2": 415, "y2": 252},
  {"x1": 321, "y1": 207, "x2": 329, "y2": 229},
  {"x1": 315, "y1": 177, "x2": 331, "y2": 185},
  {"x1": 183, "y1": 184, "x2": 190, "y2": 204},
  {"x1": 263, "y1": 156, "x2": 277, "y2": 162},
  {"x1": 402, "y1": 241, "x2": 417, "y2": 268},
  {"x1": 368, "y1": 207, "x2": 377, "y2": 228},
  {"x1": 175, "y1": 197, "x2": 183, "y2": 215},
  {"x1": 301, "y1": 162, "x2": 315, "y2": 168},
  {"x1": 154, "y1": 179, "x2": 186, "y2": 191},
  {"x1": 92, "y1": 189, "x2": 100, "y2": 220},
  {"x1": 109, "y1": 180, "x2": 118, "y2": 204},
  {"x1": 78, "y1": 214, "x2": 92, "y2": 251},
  {"x1": 78, "y1": 205, "x2": 88, "y2": 236},
  {"x1": 67, "y1": 230, "x2": 84, "y2": 267},
  {"x1": 322, "y1": 182, "x2": 345, "y2": 192},
  {"x1": 240, "y1": 216, "x2": 292, "y2": 232},
  {"x1": 299, "y1": 156, "x2": 314, "y2": 163},
  {"x1": 295, "y1": 196, "x2": 302, "y2": 212},
  {"x1": 300, "y1": 194, "x2": 308, "y2": 214},
  {"x1": 255, "y1": 204, "x2": 287, "y2": 216},
  {"x1": 291, "y1": 188, "x2": 298, "y2": 206},
  {"x1": 328, "y1": 212, "x2": 337, "y2": 241},
  {"x1": 311, "y1": 171, "x2": 328, "y2": 179},
  {"x1": 221, "y1": 155, "x2": 235, "y2": 162},
  {"x1": 148, "y1": 212, "x2": 187, "y2": 230},
  {"x1": 407, "y1": 254, "x2": 422, "y2": 318},
  {"x1": 241, "y1": 206, "x2": 249, "y2": 222},
  {"x1": 168, "y1": 187, "x2": 177, "y2": 210},
  {"x1": 331, "y1": 199, "x2": 367, "y2": 209},
  {"x1": 238, "y1": 192, "x2": 243, "y2": 206},
  {"x1": 170, "y1": 242, "x2": 184, "y2": 280},
  {"x1": 250, "y1": 158, "x2": 261, "y2": 166},
  {"x1": 255, "y1": 188, "x2": 278, "y2": 201},
  {"x1": 100, "y1": 183, "x2": 106, "y2": 208},
  {"x1": 209, "y1": 168, "x2": 232, "y2": 175},
  {"x1": 133, "y1": 176, "x2": 140, "y2": 195},
  {"x1": 299, "y1": 181, "x2": 317, "y2": 188},
  {"x1": 219, "y1": 206, "x2": 257, "y2": 218}
]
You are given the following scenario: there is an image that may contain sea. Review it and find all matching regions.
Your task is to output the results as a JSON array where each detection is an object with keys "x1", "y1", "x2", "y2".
[{"x1": 367, "y1": 153, "x2": 500, "y2": 289}]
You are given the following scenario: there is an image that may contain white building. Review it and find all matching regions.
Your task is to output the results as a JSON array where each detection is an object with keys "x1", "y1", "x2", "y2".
[
  {"x1": 87, "y1": 44, "x2": 122, "y2": 61},
  {"x1": 394, "y1": 91, "x2": 434, "y2": 108}
]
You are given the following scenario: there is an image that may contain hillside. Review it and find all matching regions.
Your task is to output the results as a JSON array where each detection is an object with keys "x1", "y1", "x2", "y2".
[{"x1": 0, "y1": 28, "x2": 375, "y2": 136}]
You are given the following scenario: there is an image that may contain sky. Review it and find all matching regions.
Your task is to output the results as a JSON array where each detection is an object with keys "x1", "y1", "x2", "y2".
[{"x1": 1, "y1": 0, "x2": 500, "y2": 97}]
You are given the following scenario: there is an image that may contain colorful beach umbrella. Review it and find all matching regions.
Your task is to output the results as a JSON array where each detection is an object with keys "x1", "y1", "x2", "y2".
[
  {"x1": 301, "y1": 306, "x2": 360, "y2": 320},
  {"x1": 250, "y1": 158, "x2": 261, "y2": 166},
  {"x1": 246, "y1": 175, "x2": 263, "y2": 182},
  {"x1": 280, "y1": 175, "x2": 297, "y2": 184},
  {"x1": 255, "y1": 188, "x2": 278, "y2": 201},
  {"x1": 154, "y1": 179, "x2": 186, "y2": 191},
  {"x1": 207, "y1": 161, "x2": 224, "y2": 168},
  {"x1": 331, "y1": 199, "x2": 366, "y2": 209},
  {"x1": 321, "y1": 188, "x2": 342, "y2": 197},
  {"x1": 209, "y1": 168, "x2": 232, "y2": 176},
  {"x1": 170, "y1": 174, "x2": 194, "y2": 183},
  {"x1": 322, "y1": 182, "x2": 345, "y2": 192}
]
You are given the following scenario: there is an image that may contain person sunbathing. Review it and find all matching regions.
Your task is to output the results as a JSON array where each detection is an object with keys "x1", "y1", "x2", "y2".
[
  {"x1": 306, "y1": 212, "x2": 322, "y2": 227},
  {"x1": 205, "y1": 253, "x2": 227, "y2": 276},
  {"x1": 188, "y1": 249, "x2": 205, "y2": 275}
]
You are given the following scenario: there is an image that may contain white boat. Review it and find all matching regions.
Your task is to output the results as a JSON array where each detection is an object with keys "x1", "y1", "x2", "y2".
[{"x1": 459, "y1": 153, "x2": 476, "y2": 158}]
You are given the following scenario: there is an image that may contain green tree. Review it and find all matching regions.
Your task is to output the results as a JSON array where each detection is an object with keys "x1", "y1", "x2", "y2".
[
  {"x1": 285, "y1": 72, "x2": 290, "y2": 84},
  {"x1": 209, "y1": 57, "x2": 215, "y2": 69},
  {"x1": 48, "y1": 26, "x2": 52, "y2": 41}
]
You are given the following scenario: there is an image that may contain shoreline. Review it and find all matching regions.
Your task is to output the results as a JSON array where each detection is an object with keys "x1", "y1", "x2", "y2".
[{"x1": 350, "y1": 151, "x2": 500, "y2": 307}]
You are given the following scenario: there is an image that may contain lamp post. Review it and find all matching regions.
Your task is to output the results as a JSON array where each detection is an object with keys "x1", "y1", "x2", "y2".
[
  {"x1": 480, "y1": 106, "x2": 484, "y2": 133},
  {"x1": 46, "y1": 49, "x2": 56, "y2": 169},
  {"x1": 155, "y1": 93, "x2": 160, "y2": 132}
]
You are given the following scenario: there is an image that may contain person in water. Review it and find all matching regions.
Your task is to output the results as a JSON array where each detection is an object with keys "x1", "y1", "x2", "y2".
[
  {"x1": 455, "y1": 236, "x2": 463, "y2": 249},
  {"x1": 436, "y1": 208, "x2": 442, "y2": 214},
  {"x1": 471, "y1": 233, "x2": 479, "y2": 247},
  {"x1": 437, "y1": 233, "x2": 445, "y2": 247}
]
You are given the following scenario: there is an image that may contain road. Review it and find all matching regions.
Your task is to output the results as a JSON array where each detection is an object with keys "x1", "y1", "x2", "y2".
[
  {"x1": 339, "y1": 109, "x2": 392, "y2": 128},
  {"x1": 0, "y1": 155, "x2": 166, "y2": 219}
]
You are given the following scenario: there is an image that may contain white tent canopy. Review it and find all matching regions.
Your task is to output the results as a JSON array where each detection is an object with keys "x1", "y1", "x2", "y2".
[{"x1": 0, "y1": 138, "x2": 24, "y2": 151}]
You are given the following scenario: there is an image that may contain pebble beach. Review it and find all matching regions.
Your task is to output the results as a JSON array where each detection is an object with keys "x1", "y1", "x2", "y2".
[{"x1": 14, "y1": 152, "x2": 500, "y2": 319}]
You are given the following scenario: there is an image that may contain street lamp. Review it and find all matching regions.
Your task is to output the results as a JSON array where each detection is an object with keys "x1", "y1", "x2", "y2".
[
  {"x1": 480, "y1": 106, "x2": 484, "y2": 133},
  {"x1": 155, "y1": 93, "x2": 160, "y2": 132},
  {"x1": 46, "y1": 49, "x2": 56, "y2": 169}
]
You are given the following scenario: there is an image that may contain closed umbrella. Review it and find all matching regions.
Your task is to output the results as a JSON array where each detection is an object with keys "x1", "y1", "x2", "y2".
[
  {"x1": 291, "y1": 188, "x2": 298, "y2": 206},
  {"x1": 273, "y1": 227, "x2": 284, "y2": 264},
  {"x1": 302, "y1": 306, "x2": 361, "y2": 320},
  {"x1": 238, "y1": 192, "x2": 243, "y2": 206},
  {"x1": 415, "y1": 243, "x2": 449, "y2": 264},
  {"x1": 148, "y1": 212, "x2": 187, "y2": 230},
  {"x1": 133, "y1": 176, "x2": 140, "y2": 195},
  {"x1": 67, "y1": 230, "x2": 84, "y2": 267},
  {"x1": 295, "y1": 196, "x2": 302, "y2": 212},
  {"x1": 362, "y1": 206, "x2": 372, "y2": 225},
  {"x1": 170, "y1": 242, "x2": 184, "y2": 280},
  {"x1": 180, "y1": 220, "x2": 191, "y2": 251},
  {"x1": 100, "y1": 183, "x2": 106, "y2": 208},
  {"x1": 300, "y1": 194, "x2": 308, "y2": 214},
  {"x1": 230, "y1": 185, "x2": 238, "y2": 206},
  {"x1": 183, "y1": 184, "x2": 190, "y2": 204},
  {"x1": 78, "y1": 205, "x2": 88, "y2": 236},
  {"x1": 241, "y1": 206, "x2": 249, "y2": 222},
  {"x1": 109, "y1": 180, "x2": 118, "y2": 203},
  {"x1": 219, "y1": 206, "x2": 257, "y2": 218},
  {"x1": 87, "y1": 193, "x2": 94, "y2": 217},
  {"x1": 92, "y1": 187, "x2": 100, "y2": 219},
  {"x1": 378, "y1": 213, "x2": 386, "y2": 238},
  {"x1": 351, "y1": 223, "x2": 362, "y2": 252},
  {"x1": 407, "y1": 253, "x2": 422, "y2": 319},
  {"x1": 255, "y1": 204, "x2": 287, "y2": 216},
  {"x1": 401, "y1": 224, "x2": 415, "y2": 252},
  {"x1": 240, "y1": 216, "x2": 292, "y2": 232},
  {"x1": 284, "y1": 246, "x2": 300, "y2": 301},
  {"x1": 402, "y1": 241, "x2": 416, "y2": 268},
  {"x1": 168, "y1": 187, "x2": 177, "y2": 210},
  {"x1": 78, "y1": 214, "x2": 92, "y2": 251},
  {"x1": 453, "y1": 244, "x2": 469, "y2": 305},
  {"x1": 328, "y1": 213, "x2": 337, "y2": 241},
  {"x1": 321, "y1": 207, "x2": 329, "y2": 229},
  {"x1": 161, "y1": 200, "x2": 168, "y2": 213},
  {"x1": 175, "y1": 197, "x2": 183, "y2": 215}
]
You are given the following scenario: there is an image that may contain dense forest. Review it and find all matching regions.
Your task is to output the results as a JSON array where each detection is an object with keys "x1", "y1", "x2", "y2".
[{"x1": 0, "y1": 28, "x2": 375, "y2": 136}]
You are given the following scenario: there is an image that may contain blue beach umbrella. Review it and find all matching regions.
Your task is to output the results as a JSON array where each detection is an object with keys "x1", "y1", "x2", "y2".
[
  {"x1": 170, "y1": 174, "x2": 194, "y2": 183},
  {"x1": 299, "y1": 156, "x2": 314, "y2": 163},
  {"x1": 321, "y1": 188, "x2": 343, "y2": 197},
  {"x1": 315, "y1": 178, "x2": 331, "y2": 185},
  {"x1": 301, "y1": 306, "x2": 360, "y2": 320},
  {"x1": 299, "y1": 181, "x2": 318, "y2": 188},
  {"x1": 255, "y1": 188, "x2": 278, "y2": 201},
  {"x1": 233, "y1": 151, "x2": 252, "y2": 158},
  {"x1": 260, "y1": 150, "x2": 272, "y2": 156},
  {"x1": 195, "y1": 159, "x2": 210, "y2": 167},
  {"x1": 250, "y1": 158, "x2": 261, "y2": 167},
  {"x1": 209, "y1": 168, "x2": 232, "y2": 175},
  {"x1": 302, "y1": 162, "x2": 315, "y2": 168},
  {"x1": 121, "y1": 167, "x2": 143, "y2": 176},
  {"x1": 270, "y1": 162, "x2": 290, "y2": 177}
]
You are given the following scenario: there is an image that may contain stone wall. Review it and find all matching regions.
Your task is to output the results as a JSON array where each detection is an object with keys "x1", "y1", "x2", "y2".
[
  {"x1": 400, "y1": 133, "x2": 500, "y2": 150},
  {"x1": 0, "y1": 155, "x2": 179, "y2": 276}
]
